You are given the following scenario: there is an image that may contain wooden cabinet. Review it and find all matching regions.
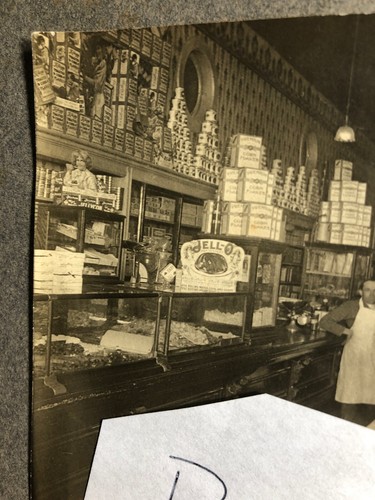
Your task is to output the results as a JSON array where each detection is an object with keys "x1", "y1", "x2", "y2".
[
  {"x1": 302, "y1": 242, "x2": 372, "y2": 304},
  {"x1": 35, "y1": 205, "x2": 125, "y2": 283},
  {"x1": 127, "y1": 180, "x2": 206, "y2": 266}
]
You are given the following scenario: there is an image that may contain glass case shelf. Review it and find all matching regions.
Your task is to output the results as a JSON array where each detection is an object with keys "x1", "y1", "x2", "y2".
[{"x1": 35, "y1": 205, "x2": 125, "y2": 282}]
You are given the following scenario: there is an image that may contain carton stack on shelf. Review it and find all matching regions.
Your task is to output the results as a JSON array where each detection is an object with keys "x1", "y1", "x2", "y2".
[
  {"x1": 33, "y1": 29, "x2": 172, "y2": 165},
  {"x1": 202, "y1": 134, "x2": 285, "y2": 241},
  {"x1": 34, "y1": 249, "x2": 85, "y2": 294},
  {"x1": 192, "y1": 109, "x2": 222, "y2": 185},
  {"x1": 315, "y1": 160, "x2": 372, "y2": 247},
  {"x1": 306, "y1": 168, "x2": 321, "y2": 218},
  {"x1": 167, "y1": 87, "x2": 194, "y2": 176}
]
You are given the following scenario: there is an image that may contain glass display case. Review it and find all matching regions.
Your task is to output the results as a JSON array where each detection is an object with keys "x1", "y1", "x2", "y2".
[
  {"x1": 302, "y1": 244, "x2": 354, "y2": 302},
  {"x1": 33, "y1": 286, "x2": 251, "y2": 393},
  {"x1": 35, "y1": 205, "x2": 125, "y2": 282},
  {"x1": 278, "y1": 246, "x2": 304, "y2": 300},
  {"x1": 157, "y1": 291, "x2": 248, "y2": 356},
  {"x1": 33, "y1": 289, "x2": 161, "y2": 393},
  {"x1": 127, "y1": 181, "x2": 204, "y2": 270},
  {"x1": 253, "y1": 251, "x2": 282, "y2": 327},
  {"x1": 303, "y1": 244, "x2": 371, "y2": 306}
]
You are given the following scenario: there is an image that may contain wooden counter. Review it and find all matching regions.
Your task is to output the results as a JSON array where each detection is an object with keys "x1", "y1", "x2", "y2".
[{"x1": 32, "y1": 328, "x2": 344, "y2": 499}]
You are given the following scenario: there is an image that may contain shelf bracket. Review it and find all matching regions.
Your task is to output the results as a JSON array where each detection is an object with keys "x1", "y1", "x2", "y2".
[{"x1": 43, "y1": 373, "x2": 67, "y2": 396}]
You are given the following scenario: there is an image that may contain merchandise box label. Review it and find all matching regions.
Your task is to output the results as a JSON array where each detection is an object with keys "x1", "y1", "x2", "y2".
[
  {"x1": 51, "y1": 59, "x2": 66, "y2": 89},
  {"x1": 134, "y1": 136, "x2": 144, "y2": 158},
  {"x1": 78, "y1": 114, "x2": 91, "y2": 141},
  {"x1": 340, "y1": 202, "x2": 359, "y2": 224},
  {"x1": 334, "y1": 159, "x2": 353, "y2": 181},
  {"x1": 222, "y1": 202, "x2": 248, "y2": 214},
  {"x1": 118, "y1": 76, "x2": 128, "y2": 102},
  {"x1": 65, "y1": 110, "x2": 79, "y2": 136},
  {"x1": 357, "y1": 183, "x2": 367, "y2": 205},
  {"x1": 118, "y1": 29, "x2": 130, "y2": 46},
  {"x1": 230, "y1": 145, "x2": 262, "y2": 169},
  {"x1": 125, "y1": 132, "x2": 135, "y2": 155},
  {"x1": 237, "y1": 169, "x2": 270, "y2": 203},
  {"x1": 103, "y1": 124, "x2": 114, "y2": 148},
  {"x1": 67, "y1": 46, "x2": 80, "y2": 76},
  {"x1": 180, "y1": 239, "x2": 245, "y2": 292},
  {"x1": 221, "y1": 212, "x2": 245, "y2": 236},
  {"x1": 151, "y1": 34, "x2": 162, "y2": 64},
  {"x1": 114, "y1": 128, "x2": 125, "y2": 151},
  {"x1": 103, "y1": 82, "x2": 113, "y2": 108},
  {"x1": 127, "y1": 78, "x2": 138, "y2": 105},
  {"x1": 141, "y1": 29, "x2": 152, "y2": 58},
  {"x1": 126, "y1": 104, "x2": 136, "y2": 131},
  {"x1": 103, "y1": 106, "x2": 113, "y2": 125},
  {"x1": 91, "y1": 119, "x2": 103, "y2": 145},
  {"x1": 49, "y1": 105, "x2": 65, "y2": 132},
  {"x1": 130, "y1": 30, "x2": 141, "y2": 51},
  {"x1": 161, "y1": 40, "x2": 171, "y2": 67},
  {"x1": 340, "y1": 181, "x2": 359, "y2": 202},
  {"x1": 159, "y1": 67, "x2": 169, "y2": 94},
  {"x1": 231, "y1": 134, "x2": 263, "y2": 148}
]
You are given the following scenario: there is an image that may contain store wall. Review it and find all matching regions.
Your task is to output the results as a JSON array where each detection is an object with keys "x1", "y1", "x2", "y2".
[{"x1": 166, "y1": 22, "x2": 375, "y2": 207}]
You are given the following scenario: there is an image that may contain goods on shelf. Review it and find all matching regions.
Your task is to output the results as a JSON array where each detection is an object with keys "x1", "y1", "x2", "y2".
[
  {"x1": 33, "y1": 29, "x2": 172, "y2": 165},
  {"x1": 230, "y1": 134, "x2": 264, "y2": 169},
  {"x1": 192, "y1": 108, "x2": 222, "y2": 185},
  {"x1": 34, "y1": 249, "x2": 85, "y2": 294},
  {"x1": 315, "y1": 160, "x2": 372, "y2": 247},
  {"x1": 36, "y1": 159, "x2": 124, "y2": 212}
]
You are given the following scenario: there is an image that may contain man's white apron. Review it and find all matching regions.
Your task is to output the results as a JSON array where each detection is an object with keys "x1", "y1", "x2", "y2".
[{"x1": 336, "y1": 299, "x2": 375, "y2": 404}]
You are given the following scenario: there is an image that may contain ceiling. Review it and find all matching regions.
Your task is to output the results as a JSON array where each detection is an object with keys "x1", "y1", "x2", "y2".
[{"x1": 248, "y1": 14, "x2": 375, "y2": 143}]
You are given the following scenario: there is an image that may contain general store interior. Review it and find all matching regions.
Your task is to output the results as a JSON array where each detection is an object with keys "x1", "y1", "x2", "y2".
[{"x1": 31, "y1": 15, "x2": 375, "y2": 499}]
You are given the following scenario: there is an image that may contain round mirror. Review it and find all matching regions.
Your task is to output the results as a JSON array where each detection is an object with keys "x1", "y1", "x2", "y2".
[
  {"x1": 184, "y1": 54, "x2": 200, "y2": 114},
  {"x1": 177, "y1": 39, "x2": 216, "y2": 133}
]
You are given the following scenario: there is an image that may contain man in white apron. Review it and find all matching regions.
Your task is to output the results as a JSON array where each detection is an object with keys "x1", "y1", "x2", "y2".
[{"x1": 319, "y1": 279, "x2": 375, "y2": 424}]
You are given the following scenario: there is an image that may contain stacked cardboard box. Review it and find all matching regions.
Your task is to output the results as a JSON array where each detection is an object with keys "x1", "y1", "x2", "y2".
[
  {"x1": 316, "y1": 160, "x2": 372, "y2": 247},
  {"x1": 192, "y1": 109, "x2": 222, "y2": 185},
  {"x1": 181, "y1": 203, "x2": 203, "y2": 227},
  {"x1": 203, "y1": 134, "x2": 285, "y2": 241},
  {"x1": 144, "y1": 196, "x2": 176, "y2": 222},
  {"x1": 34, "y1": 249, "x2": 85, "y2": 294}
]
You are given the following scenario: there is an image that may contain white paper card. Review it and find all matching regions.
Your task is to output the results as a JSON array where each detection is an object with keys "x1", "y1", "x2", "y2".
[{"x1": 85, "y1": 394, "x2": 375, "y2": 499}]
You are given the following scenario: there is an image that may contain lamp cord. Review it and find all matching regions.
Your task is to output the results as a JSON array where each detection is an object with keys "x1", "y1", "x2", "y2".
[{"x1": 345, "y1": 16, "x2": 360, "y2": 124}]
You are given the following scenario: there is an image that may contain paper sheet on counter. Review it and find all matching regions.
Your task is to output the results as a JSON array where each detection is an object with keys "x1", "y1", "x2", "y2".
[{"x1": 85, "y1": 394, "x2": 375, "y2": 499}]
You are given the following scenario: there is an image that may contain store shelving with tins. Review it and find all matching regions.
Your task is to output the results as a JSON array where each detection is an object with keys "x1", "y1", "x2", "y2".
[
  {"x1": 36, "y1": 129, "x2": 216, "y2": 261},
  {"x1": 301, "y1": 242, "x2": 373, "y2": 305}
]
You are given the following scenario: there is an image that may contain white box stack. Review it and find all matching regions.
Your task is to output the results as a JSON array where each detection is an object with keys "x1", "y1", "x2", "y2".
[
  {"x1": 52, "y1": 250, "x2": 85, "y2": 293},
  {"x1": 315, "y1": 159, "x2": 372, "y2": 247},
  {"x1": 204, "y1": 133, "x2": 286, "y2": 242}
]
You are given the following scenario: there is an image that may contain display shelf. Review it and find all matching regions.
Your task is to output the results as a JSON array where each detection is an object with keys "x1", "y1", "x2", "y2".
[
  {"x1": 306, "y1": 271, "x2": 351, "y2": 278},
  {"x1": 302, "y1": 242, "x2": 373, "y2": 303},
  {"x1": 35, "y1": 205, "x2": 125, "y2": 283},
  {"x1": 37, "y1": 128, "x2": 216, "y2": 201}
]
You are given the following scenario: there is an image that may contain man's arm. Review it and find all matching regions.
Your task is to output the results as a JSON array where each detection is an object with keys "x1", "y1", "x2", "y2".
[{"x1": 319, "y1": 300, "x2": 358, "y2": 336}]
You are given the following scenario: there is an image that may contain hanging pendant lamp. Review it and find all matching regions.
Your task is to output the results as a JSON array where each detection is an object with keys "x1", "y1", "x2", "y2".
[{"x1": 334, "y1": 17, "x2": 360, "y2": 142}]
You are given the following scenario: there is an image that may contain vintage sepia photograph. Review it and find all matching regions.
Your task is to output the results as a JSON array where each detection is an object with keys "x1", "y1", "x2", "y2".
[{"x1": 31, "y1": 16, "x2": 375, "y2": 498}]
